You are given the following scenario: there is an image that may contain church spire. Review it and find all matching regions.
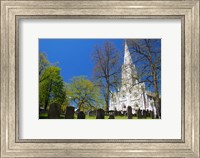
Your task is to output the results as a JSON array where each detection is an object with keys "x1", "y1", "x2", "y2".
[
  {"x1": 124, "y1": 40, "x2": 133, "y2": 66},
  {"x1": 121, "y1": 40, "x2": 138, "y2": 87}
]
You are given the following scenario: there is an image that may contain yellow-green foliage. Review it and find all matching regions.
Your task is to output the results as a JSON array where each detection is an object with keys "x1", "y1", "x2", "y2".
[
  {"x1": 67, "y1": 76, "x2": 104, "y2": 111},
  {"x1": 39, "y1": 53, "x2": 66, "y2": 110}
]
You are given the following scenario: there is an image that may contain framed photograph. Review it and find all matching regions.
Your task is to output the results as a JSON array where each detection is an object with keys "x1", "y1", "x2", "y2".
[
  {"x1": 38, "y1": 38, "x2": 161, "y2": 120},
  {"x1": 1, "y1": 0, "x2": 199, "y2": 157}
]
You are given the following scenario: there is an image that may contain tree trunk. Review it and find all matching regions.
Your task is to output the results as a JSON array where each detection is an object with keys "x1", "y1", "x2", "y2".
[
  {"x1": 149, "y1": 62, "x2": 161, "y2": 118},
  {"x1": 78, "y1": 103, "x2": 82, "y2": 111},
  {"x1": 142, "y1": 89, "x2": 147, "y2": 110},
  {"x1": 105, "y1": 85, "x2": 109, "y2": 111},
  {"x1": 44, "y1": 79, "x2": 53, "y2": 110},
  {"x1": 152, "y1": 70, "x2": 160, "y2": 118},
  {"x1": 155, "y1": 95, "x2": 161, "y2": 118}
]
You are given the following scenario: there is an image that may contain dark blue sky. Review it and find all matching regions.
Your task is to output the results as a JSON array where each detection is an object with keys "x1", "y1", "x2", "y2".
[
  {"x1": 39, "y1": 39, "x2": 161, "y2": 93},
  {"x1": 39, "y1": 39, "x2": 124, "y2": 83}
]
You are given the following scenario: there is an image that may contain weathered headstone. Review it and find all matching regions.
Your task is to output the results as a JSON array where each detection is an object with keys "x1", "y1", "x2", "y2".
[
  {"x1": 39, "y1": 107, "x2": 46, "y2": 114},
  {"x1": 146, "y1": 110, "x2": 150, "y2": 117},
  {"x1": 77, "y1": 111, "x2": 85, "y2": 119},
  {"x1": 115, "y1": 111, "x2": 120, "y2": 116},
  {"x1": 96, "y1": 109, "x2": 105, "y2": 119},
  {"x1": 48, "y1": 103, "x2": 61, "y2": 119},
  {"x1": 150, "y1": 111, "x2": 154, "y2": 119},
  {"x1": 156, "y1": 113, "x2": 159, "y2": 119},
  {"x1": 123, "y1": 111, "x2": 126, "y2": 116},
  {"x1": 142, "y1": 110, "x2": 147, "y2": 119},
  {"x1": 127, "y1": 106, "x2": 132, "y2": 119},
  {"x1": 108, "y1": 114, "x2": 115, "y2": 119},
  {"x1": 65, "y1": 106, "x2": 74, "y2": 119},
  {"x1": 137, "y1": 108, "x2": 142, "y2": 119},
  {"x1": 75, "y1": 108, "x2": 80, "y2": 115}
]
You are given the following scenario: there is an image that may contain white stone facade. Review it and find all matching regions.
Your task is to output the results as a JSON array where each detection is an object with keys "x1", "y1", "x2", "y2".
[{"x1": 109, "y1": 41, "x2": 156, "y2": 115}]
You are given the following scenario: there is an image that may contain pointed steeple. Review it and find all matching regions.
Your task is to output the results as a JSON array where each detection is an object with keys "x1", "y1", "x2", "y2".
[
  {"x1": 124, "y1": 40, "x2": 133, "y2": 66},
  {"x1": 121, "y1": 40, "x2": 138, "y2": 87}
]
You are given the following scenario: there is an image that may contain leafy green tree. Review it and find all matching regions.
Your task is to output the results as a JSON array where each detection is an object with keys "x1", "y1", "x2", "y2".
[
  {"x1": 39, "y1": 66, "x2": 66, "y2": 110},
  {"x1": 68, "y1": 76, "x2": 104, "y2": 111},
  {"x1": 39, "y1": 53, "x2": 49, "y2": 78},
  {"x1": 60, "y1": 83, "x2": 73, "y2": 113}
]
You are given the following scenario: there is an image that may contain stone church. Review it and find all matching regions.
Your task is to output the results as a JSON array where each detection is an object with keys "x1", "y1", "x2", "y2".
[{"x1": 109, "y1": 41, "x2": 157, "y2": 115}]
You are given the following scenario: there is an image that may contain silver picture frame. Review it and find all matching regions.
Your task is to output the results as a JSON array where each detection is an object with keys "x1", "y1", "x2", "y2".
[{"x1": 1, "y1": 0, "x2": 199, "y2": 157}]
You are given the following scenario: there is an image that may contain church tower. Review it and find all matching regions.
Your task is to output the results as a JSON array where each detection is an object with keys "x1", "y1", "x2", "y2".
[
  {"x1": 109, "y1": 40, "x2": 156, "y2": 115},
  {"x1": 121, "y1": 40, "x2": 138, "y2": 88}
]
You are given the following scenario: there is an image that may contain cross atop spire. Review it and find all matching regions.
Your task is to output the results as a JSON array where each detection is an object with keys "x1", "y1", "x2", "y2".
[{"x1": 124, "y1": 40, "x2": 133, "y2": 66}]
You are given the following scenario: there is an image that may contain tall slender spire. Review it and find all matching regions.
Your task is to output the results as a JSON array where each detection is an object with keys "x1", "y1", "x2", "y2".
[
  {"x1": 124, "y1": 40, "x2": 133, "y2": 66},
  {"x1": 121, "y1": 40, "x2": 138, "y2": 87}
]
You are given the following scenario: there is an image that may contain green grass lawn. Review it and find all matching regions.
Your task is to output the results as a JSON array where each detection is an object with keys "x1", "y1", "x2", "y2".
[
  {"x1": 85, "y1": 115, "x2": 130, "y2": 119},
  {"x1": 39, "y1": 113, "x2": 153, "y2": 119},
  {"x1": 83, "y1": 115, "x2": 152, "y2": 119}
]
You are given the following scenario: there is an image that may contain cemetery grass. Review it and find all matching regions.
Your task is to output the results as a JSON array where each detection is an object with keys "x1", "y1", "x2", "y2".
[{"x1": 39, "y1": 113, "x2": 153, "y2": 119}]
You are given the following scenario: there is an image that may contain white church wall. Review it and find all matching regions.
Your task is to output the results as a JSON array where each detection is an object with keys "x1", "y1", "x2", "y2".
[{"x1": 109, "y1": 41, "x2": 156, "y2": 114}]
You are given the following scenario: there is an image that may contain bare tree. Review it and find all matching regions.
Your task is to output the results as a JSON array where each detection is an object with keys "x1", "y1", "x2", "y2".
[
  {"x1": 127, "y1": 39, "x2": 161, "y2": 118},
  {"x1": 92, "y1": 42, "x2": 121, "y2": 111}
]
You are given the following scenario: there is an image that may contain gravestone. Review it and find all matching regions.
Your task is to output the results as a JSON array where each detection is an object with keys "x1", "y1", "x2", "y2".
[
  {"x1": 146, "y1": 109, "x2": 150, "y2": 117},
  {"x1": 123, "y1": 111, "x2": 127, "y2": 116},
  {"x1": 48, "y1": 103, "x2": 61, "y2": 119},
  {"x1": 142, "y1": 110, "x2": 147, "y2": 119},
  {"x1": 127, "y1": 106, "x2": 132, "y2": 119},
  {"x1": 39, "y1": 107, "x2": 46, "y2": 115},
  {"x1": 108, "y1": 114, "x2": 115, "y2": 119},
  {"x1": 75, "y1": 108, "x2": 80, "y2": 115},
  {"x1": 77, "y1": 111, "x2": 85, "y2": 119},
  {"x1": 150, "y1": 111, "x2": 154, "y2": 119},
  {"x1": 96, "y1": 109, "x2": 105, "y2": 119},
  {"x1": 115, "y1": 111, "x2": 120, "y2": 116},
  {"x1": 65, "y1": 106, "x2": 74, "y2": 119},
  {"x1": 137, "y1": 108, "x2": 142, "y2": 119}
]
